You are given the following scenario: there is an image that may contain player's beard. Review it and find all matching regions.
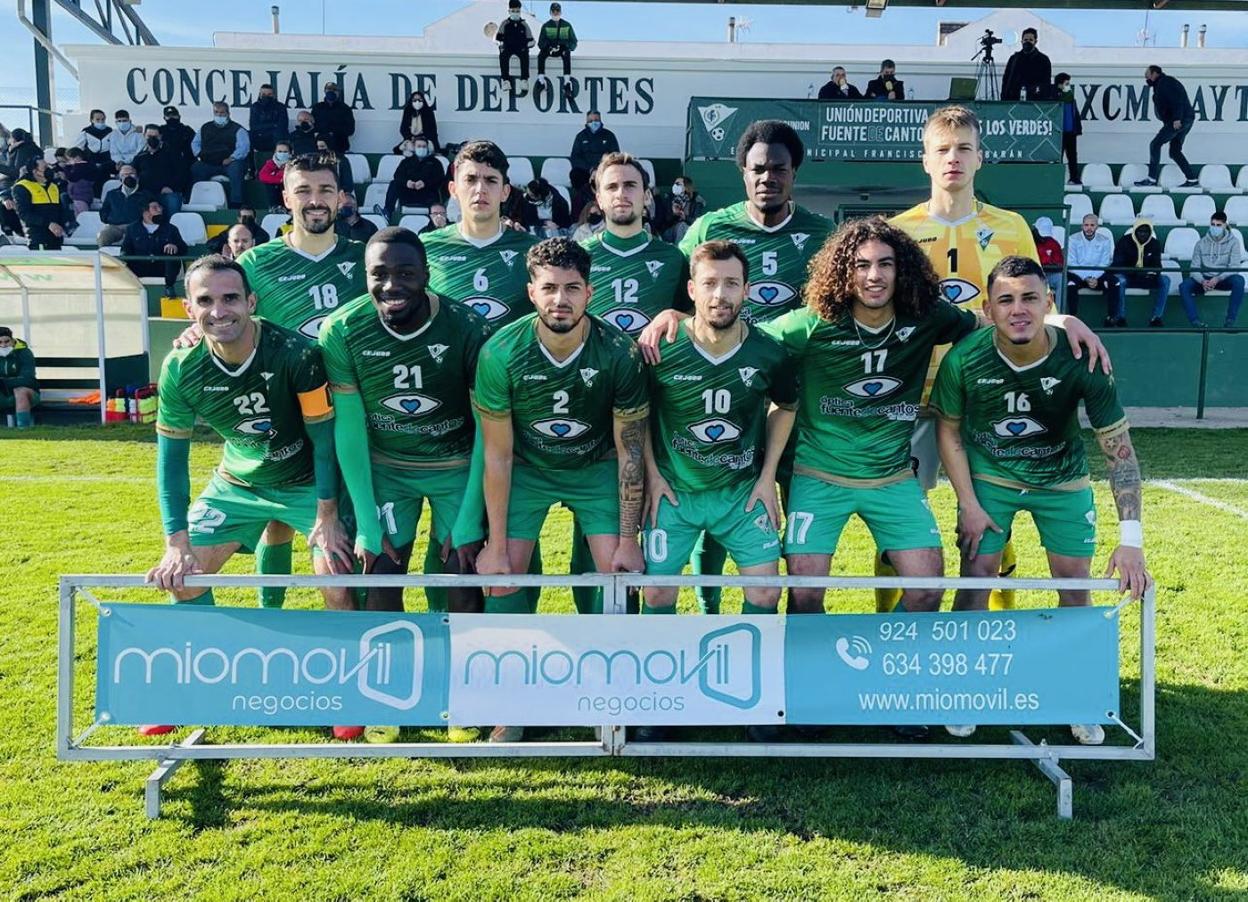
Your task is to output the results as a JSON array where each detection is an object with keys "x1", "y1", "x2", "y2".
[
  {"x1": 299, "y1": 204, "x2": 335, "y2": 234},
  {"x1": 704, "y1": 305, "x2": 741, "y2": 331},
  {"x1": 606, "y1": 207, "x2": 638, "y2": 228},
  {"x1": 539, "y1": 307, "x2": 583, "y2": 334}
]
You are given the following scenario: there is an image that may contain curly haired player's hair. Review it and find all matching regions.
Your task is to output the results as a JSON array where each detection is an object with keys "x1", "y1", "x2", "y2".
[
  {"x1": 526, "y1": 237, "x2": 591, "y2": 281},
  {"x1": 802, "y1": 217, "x2": 941, "y2": 322}
]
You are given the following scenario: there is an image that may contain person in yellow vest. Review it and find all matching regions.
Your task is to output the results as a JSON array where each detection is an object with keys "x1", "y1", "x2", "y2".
[{"x1": 12, "y1": 160, "x2": 71, "y2": 250}]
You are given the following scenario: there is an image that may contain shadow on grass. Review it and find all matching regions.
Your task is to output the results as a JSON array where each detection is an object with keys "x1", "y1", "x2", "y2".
[{"x1": 155, "y1": 679, "x2": 1248, "y2": 899}]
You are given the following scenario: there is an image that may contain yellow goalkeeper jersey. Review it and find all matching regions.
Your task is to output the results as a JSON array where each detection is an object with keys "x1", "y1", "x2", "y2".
[{"x1": 890, "y1": 200, "x2": 1040, "y2": 402}]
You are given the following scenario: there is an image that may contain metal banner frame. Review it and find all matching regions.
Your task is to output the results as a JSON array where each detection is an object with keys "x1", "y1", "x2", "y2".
[{"x1": 57, "y1": 574, "x2": 1155, "y2": 820}]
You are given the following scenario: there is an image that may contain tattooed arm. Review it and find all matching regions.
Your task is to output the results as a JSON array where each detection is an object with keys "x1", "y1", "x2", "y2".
[
  {"x1": 612, "y1": 413, "x2": 647, "y2": 573},
  {"x1": 1096, "y1": 425, "x2": 1150, "y2": 599}
]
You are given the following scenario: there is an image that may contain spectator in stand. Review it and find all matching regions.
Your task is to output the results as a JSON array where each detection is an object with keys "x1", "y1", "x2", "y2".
[
  {"x1": 420, "y1": 202, "x2": 448, "y2": 234},
  {"x1": 0, "y1": 187, "x2": 24, "y2": 238},
  {"x1": 109, "y1": 110, "x2": 144, "y2": 169},
  {"x1": 537, "y1": 2, "x2": 578, "y2": 98},
  {"x1": 519, "y1": 177, "x2": 571, "y2": 236},
  {"x1": 1136, "y1": 65, "x2": 1198, "y2": 188},
  {"x1": 336, "y1": 190, "x2": 378, "y2": 241},
  {"x1": 191, "y1": 102, "x2": 250, "y2": 208},
  {"x1": 1032, "y1": 217, "x2": 1065, "y2": 301},
  {"x1": 290, "y1": 110, "x2": 318, "y2": 156},
  {"x1": 660, "y1": 174, "x2": 705, "y2": 243},
  {"x1": 313, "y1": 138, "x2": 354, "y2": 194},
  {"x1": 1065, "y1": 213, "x2": 1115, "y2": 317},
  {"x1": 0, "y1": 326, "x2": 39, "y2": 428},
  {"x1": 496, "y1": 0, "x2": 535, "y2": 96},
  {"x1": 258, "y1": 140, "x2": 292, "y2": 209},
  {"x1": 248, "y1": 83, "x2": 289, "y2": 156},
  {"x1": 1001, "y1": 28, "x2": 1052, "y2": 101},
  {"x1": 1053, "y1": 72, "x2": 1083, "y2": 185},
  {"x1": 311, "y1": 83, "x2": 355, "y2": 154},
  {"x1": 1180, "y1": 211, "x2": 1244, "y2": 328},
  {"x1": 133, "y1": 124, "x2": 185, "y2": 217},
  {"x1": 382, "y1": 134, "x2": 443, "y2": 216},
  {"x1": 865, "y1": 60, "x2": 904, "y2": 100},
  {"x1": 570, "y1": 198, "x2": 604, "y2": 242},
  {"x1": 209, "y1": 206, "x2": 271, "y2": 254},
  {"x1": 1111, "y1": 218, "x2": 1170, "y2": 327},
  {"x1": 12, "y1": 160, "x2": 70, "y2": 249},
  {"x1": 398, "y1": 90, "x2": 439, "y2": 152},
  {"x1": 97, "y1": 164, "x2": 153, "y2": 246},
  {"x1": 818, "y1": 67, "x2": 862, "y2": 101},
  {"x1": 159, "y1": 106, "x2": 196, "y2": 181},
  {"x1": 221, "y1": 223, "x2": 256, "y2": 261},
  {"x1": 120, "y1": 199, "x2": 186, "y2": 295},
  {"x1": 7, "y1": 130, "x2": 43, "y2": 178},
  {"x1": 73, "y1": 109, "x2": 113, "y2": 189},
  {"x1": 568, "y1": 111, "x2": 619, "y2": 197},
  {"x1": 61, "y1": 148, "x2": 96, "y2": 215}
]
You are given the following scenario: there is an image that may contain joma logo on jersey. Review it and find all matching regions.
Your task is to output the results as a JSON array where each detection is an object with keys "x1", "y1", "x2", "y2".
[
  {"x1": 790, "y1": 232, "x2": 810, "y2": 252},
  {"x1": 1040, "y1": 377, "x2": 1061, "y2": 394},
  {"x1": 689, "y1": 418, "x2": 741, "y2": 444},
  {"x1": 976, "y1": 226, "x2": 995, "y2": 250},
  {"x1": 499, "y1": 250, "x2": 519, "y2": 268},
  {"x1": 362, "y1": 350, "x2": 391, "y2": 357},
  {"x1": 278, "y1": 273, "x2": 307, "y2": 283},
  {"x1": 672, "y1": 374, "x2": 703, "y2": 382},
  {"x1": 202, "y1": 385, "x2": 229, "y2": 392},
  {"x1": 381, "y1": 393, "x2": 442, "y2": 417},
  {"x1": 428, "y1": 344, "x2": 449, "y2": 364},
  {"x1": 738, "y1": 367, "x2": 759, "y2": 387},
  {"x1": 977, "y1": 377, "x2": 1004, "y2": 385},
  {"x1": 844, "y1": 376, "x2": 902, "y2": 399},
  {"x1": 337, "y1": 262, "x2": 357, "y2": 278},
  {"x1": 532, "y1": 418, "x2": 590, "y2": 439},
  {"x1": 645, "y1": 260, "x2": 665, "y2": 279},
  {"x1": 580, "y1": 367, "x2": 599, "y2": 387},
  {"x1": 993, "y1": 416, "x2": 1047, "y2": 438},
  {"x1": 523, "y1": 373, "x2": 548, "y2": 381}
]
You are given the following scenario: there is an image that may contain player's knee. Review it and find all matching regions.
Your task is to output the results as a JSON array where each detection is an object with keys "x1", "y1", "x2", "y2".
[
  {"x1": 1056, "y1": 589, "x2": 1090, "y2": 607},
  {"x1": 901, "y1": 587, "x2": 943, "y2": 613},
  {"x1": 644, "y1": 586, "x2": 677, "y2": 609},
  {"x1": 787, "y1": 587, "x2": 825, "y2": 614},
  {"x1": 745, "y1": 586, "x2": 781, "y2": 608},
  {"x1": 13, "y1": 386, "x2": 34, "y2": 403}
]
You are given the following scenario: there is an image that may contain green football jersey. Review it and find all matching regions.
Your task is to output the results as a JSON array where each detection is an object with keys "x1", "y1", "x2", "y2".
[
  {"x1": 762, "y1": 304, "x2": 977, "y2": 484},
  {"x1": 474, "y1": 313, "x2": 649, "y2": 470},
  {"x1": 237, "y1": 236, "x2": 367, "y2": 341},
  {"x1": 929, "y1": 326, "x2": 1127, "y2": 491},
  {"x1": 582, "y1": 230, "x2": 690, "y2": 336},
  {"x1": 156, "y1": 319, "x2": 332, "y2": 488},
  {"x1": 422, "y1": 224, "x2": 539, "y2": 327},
  {"x1": 319, "y1": 294, "x2": 492, "y2": 467},
  {"x1": 679, "y1": 201, "x2": 833, "y2": 323},
  {"x1": 649, "y1": 322, "x2": 797, "y2": 493}
]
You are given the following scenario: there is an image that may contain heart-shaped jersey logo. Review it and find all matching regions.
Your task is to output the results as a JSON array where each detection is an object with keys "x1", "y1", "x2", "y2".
[
  {"x1": 758, "y1": 285, "x2": 779, "y2": 303},
  {"x1": 616, "y1": 313, "x2": 634, "y2": 330},
  {"x1": 399, "y1": 399, "x2": 423, "y2": 414},
  {"x1": 1006, "y1": 421, "x2": 1027, "y2": 435},
  {"x1": 862, "y1": 381, "x2": 883, "y2": 396},
  {"x1": 471, "y1": 302, "x2": 492, "y2": 317},
  {"x1": 705, "y1": 423, "x2": 725, "y2": 440},
  {"x1": 254, "y1": 420, "x2": 272, "y2": 432},
  {"x1": 551, "y1": 422, "x2": 572, "y2": 437},
  {"x1": 942, "y1": 284, "x2": 961, "y2": 301}
]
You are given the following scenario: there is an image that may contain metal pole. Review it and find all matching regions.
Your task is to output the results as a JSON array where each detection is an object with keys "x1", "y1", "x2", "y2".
[
  {"x1": 56, "y1": 577, "x2": 76, "y2": 760},
  {"x1": 31, "y1": 0, "x2": 55, "y2": 147},
  {"x1": 1140, "y1": 583, "x2": 1156, "y2": 757},
  {"x1": 93, "y1": 252, "x2": 108, "y2": 424},
  {"x1": 1195, "y1": 329, "x2": 1209, "y2": 420}
]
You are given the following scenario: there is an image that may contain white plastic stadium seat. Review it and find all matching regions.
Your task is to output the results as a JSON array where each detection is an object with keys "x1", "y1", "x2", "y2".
[
  {"x1": 65, "y1": 211, "x2": 102, "y2": 247},
  {"x1": 1226, "y1": 197, "x2": 1248, "y2": 226},
  {"x1": 183, "y1": 180, "x2": 227, "y2": 213},
  {"x1": 170, "y1": 211, "x2": 207, "y2": 246},
  {"x1": 260, "y1": 213, "x2": 289, "y2": 237},
  {"x1": 1097, "y1": 194, "x2": 1135, "y2": 226},
  {"x1": 435, "y1": 154, "x2": 450, "y2": 171},
  {"x1": 1138, "y1": 195, "x2": 1182, "y2": 226},
  {"x1": 1159, "y1": 164, "x2": 1200, "y2": 193},
  {"x1": 1079, "y1": 163, "x2": 1118, "y2": 193},
  {"x1": 1197, "y1": 164, "x2": 1236, "y2": 194},
  {"x1": 638, "y1": 159, "x2": 657, "y2": 187},
  {"x1": 1119, "y1": 163, "x2": 1160, "y2": 193},
  {"x1": 1064, "y1": 193, "x2": 1093, "y2": 224},
  {"x1": 398, "y1": 214, "x2": 429, "y2": 233},
  {"x1": 373, "y1": 155, "x2": 403, "y2": 184},
  {"x1": 1049, "y1": 223, "x2": 1066, "y2": 247},
  {"x1": 363, "y1": 213, "x2": 388, "y2": 231},
  {"x1": 92, "y1": 178, "x2": 121, "y2": 209},
  {"x1": 363, "y1": 182, "x2": 390, "y2": 212},
  {"x1": 508, "y1": 157, "x2": 535, "y2": 187},
  {"x1": 345, "y1": 153, "x2": 371, "y2": 186},
  {"x1": 540, "y1": 157, "x2": 573, "y2": 188},
  {"x1": 1236, "y1": 166, "x2": 1248, "y2": 192},
  {"x1": 552, "y1": 184, "x2": 570, "y2": 207},
  {"x1": 1179, "y1": 194, "x2": 1216, "y2": 227},
  {"x1": 1162, "y1": 227, "x2": 1200, "y2": 262}
]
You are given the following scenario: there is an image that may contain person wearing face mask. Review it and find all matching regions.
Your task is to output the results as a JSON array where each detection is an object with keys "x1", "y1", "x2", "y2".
[
  {"x1": 73, "y1": 109, "x2": 114, "y2": 188},
  {"x1": 248, "y1": 83, "x2": 290, "y2": 155},
  {"x1": 818, "y1": 66, "x2": 862, "y2": 101},
  {"x1": 335, "y1": 188, "x2": 378, "y2": 242},
  {"x1": 660, "y1": 175, "x2": 705, "y2": 243},
  {"x1": 1110, "y1": 218, "x2": 1169, "y2": 328},
  {"x1": 519, "y1": 176, "x2": 571, "y2": 236},
  {"x1": 537, "y1": 2, "x2": 578, "y2": 99},
  {"x1": 1001, "y1": 28, "x2": 1052, "y2": 102},
  {"x1": 398, "y1": 91, "x2": 439, "y2": 152},
  {"x1": 383, "y1": 136, "x2": 445, "y2": 217},
  {"x1": 495, "y1": 0, "x2": 535, "y2": 97},
  {"x1": 312, "y1": 83, "x2": 355, "y2": 154},
  {"x1": 1052, "y1": 72, "x2": 1083, "y2": 186},
  {"x1": 13, "y1": 160, "x2": 71, "y2": 250},
  {"x1": 61, "y1": 148, "x2": 96, "y2": 216},
  {"x1": 0, "y1": 326, "x2": 39, "y2": 428},
  {"x1": 98, "y1": 164, "x2": 154, "y2": 246},
  {"x1": 1135, "y1": 65, "x2": 1198, "y2": 188},
  {"x1": 159, "y1": 106, "x2": 197, "y2": 176},
  {"x1": 259, "y1": 140, "x2": 293, "y2": 209},
  {"x1": 121, "y1": 199, "x2": 187, "y2": 295},
  {"x1": 108, "y1": 109, "x2": 144, "y2": 168},
  {"x1": 568, "y1": 111, "x2": 619, "y2": 198},
  {"x1": 191, "y1": 102, "x2": 250, "y2": 208},
  {"x1": 571, "y1": 199, "x2": 604, "y2": 242},
  {"x1": 134, "y1": 125, "x2": 186, "y2": 217},
  {"x1": 1180, "y1": 212, "x2": 1244, "y2": 328},
  {"x1": 290, "y1": 110, "x2": 319, "y2": 156},
  {"x1": 865, "y1": 59, "x2": 905, "y2": 101}
]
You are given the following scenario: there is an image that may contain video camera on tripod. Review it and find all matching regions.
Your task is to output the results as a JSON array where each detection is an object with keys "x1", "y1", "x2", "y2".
[{"x1": 973, "y1": 29, "x2": 1004, "y2": 62}]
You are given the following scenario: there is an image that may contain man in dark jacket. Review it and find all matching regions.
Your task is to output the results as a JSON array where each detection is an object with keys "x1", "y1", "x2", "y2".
[
  {"x1": 1001, "y1": 28, "x2": 1052, "y2": 101},
  {"x1": 1054, "y1": 72, "x2": 1083, "y2": 185},
  {"x1": 1136, "y1": 65, "x2": 1198, "y2": 187},
  {"x1": 568, "y1": 111, "x2": 620, "y2": 193},
  {"x1": 0, "y1": 326, "x2": 39, "y2": 427},
  {"x1": 120, "y1": 199, "x2": 187, "y2": 294},
  {"x1": 7, "y1": 129, "x2": 43, "y2": 177},
  {"x1": 336, "y1": 190, "x2": 378, "y2": 242},
  {"x1": 133, "y1": 125, "x2": 186, "y2": 216},
  {"x1": 311, "y1": 83, "x2": 355, "y2": 154},
  {"x1": 818, "y1": 67, "x2": 862, "y2": 101},
  {"x1": 248, "y1": 83, "x2": 289, "y2": 155},
  {"x1": 97, "y1": 164, "x2": 154, "y2": 246},
  {"x1": 496, "y1": 0, "x2": 535, "y2": 96},
  {"x1": 519, "y1": 177, "x2": 571, "y2": 236},
  {"x1": 1110, "y1": 218, "x2": 1171, "y2": 327},
  {"x1": 159, "y1": 106, "x2": 197, "y2": 180},
  {"x1": 290, "y1": 110, "x2": 319, "y2": 156},
  {"x1": 12, "y1": 160, "x2": 70, "y2": 249},
  {"x1": 538, "y1": 2, "x2": 577, "y2": 91},
  {"x1": 382, "y1": 136, "x2": 445, "y2": 216},
  {"x1": 190, "y1": 102, "x2": 250, "y2": 207},
  {"x1": 864, "y1": 60, "x2": 904, "y2": 100}
]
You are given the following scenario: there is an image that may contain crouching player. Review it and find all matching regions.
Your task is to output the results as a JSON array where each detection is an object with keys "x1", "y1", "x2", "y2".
[{"x1": 930, "y1": 256, "x2": 1150, "y2": 744}]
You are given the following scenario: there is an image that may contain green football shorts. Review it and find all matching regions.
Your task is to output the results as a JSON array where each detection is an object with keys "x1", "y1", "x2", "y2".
[
  {"x1": 508, "y1": 458, "x2": 619, "y2": 541},
  {"x1": 644, "y1": 481, "x2": 781, "y2": 575},
  {"x1": 187, "y1": 474, "x2": 318, "y2": 553},
  {"x1": 972, "y1": 480, "x2": 1097, "y2": 559},
  {"x1": 0, "y1": 388, "x2": 39, "y2": 413},
  {"x1": 372, "y1": 463, "x2": 469, "y2": 549},
  {"x1": 783, "y1": 473, "x2": 942, "y2": 556}
]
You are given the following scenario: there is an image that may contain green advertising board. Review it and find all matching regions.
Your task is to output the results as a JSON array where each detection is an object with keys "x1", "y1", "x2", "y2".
[{"x1": 688, "y1": 98, "x2": 1061, "y2": 163}]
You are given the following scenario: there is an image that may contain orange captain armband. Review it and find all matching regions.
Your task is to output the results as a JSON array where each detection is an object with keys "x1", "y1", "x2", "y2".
[{"x1": 298, "y1": 384, "x2": 334, "y2": 422}]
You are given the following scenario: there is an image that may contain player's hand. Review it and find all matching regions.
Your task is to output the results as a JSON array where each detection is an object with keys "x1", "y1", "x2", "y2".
[
  {"x1": 636, "y1": 309, "x2": 687, "y2": 365},
  {"x1": 611, "y1": 535, "x2": 644, "y2": 574},
  {"x1": 1172, "y1": 120, "x2": 1182, "y2": 130},
  {"x1": 1086, "y1": 277, "x2": 1099, "y2": 289},
  {"x1": 645, "y1": 470, "x2": 677, "y2": 528},
  {"x1": 1061, "y1": 314, "x2": 1112, "y2": 375},
  {"x1": 475, "y1": 541, "x2": 512, "y2": 596},
  {"x1": 447, "y1": 537, "x2": 484, "y2": 574},
  {"x1": 1203, "y1": 278, "x2": 1217, "y2": 291},
  {"x1": 357, "y1": 534, "x2": 399, "y2": 573},
  {"x1": 147, "y1": 541, "x2": 201, "y2": 592},
  {"x1": 1105, "y1": 545, "x2": 1150, "y2": 600},
  {"x1": 163, "y1": 243, "x2": 179, "y2": 254},
  {"x1": 745, "y1": 477, "x2": 781, "y2": 531},
  {"x1": 222, "y1": 157, "x2": 233, "y2": 166},
  {"x1": 310, "y1": 514, "x2": 354, "y2": 575},
  {"x1": 956, "y1": 504, "x2": 1002, "y2": 561},
  {"x1": 173, "y1": 322, "x2": 204, "y2": 349},
  {"x1": 49, "y1": 223, "x2": 65, "y2": 238}
]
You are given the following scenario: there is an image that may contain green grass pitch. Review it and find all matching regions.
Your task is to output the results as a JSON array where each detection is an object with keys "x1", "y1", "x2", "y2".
[{"x1": 1, "y1": 426, "x2": 1246, "y2": 900}]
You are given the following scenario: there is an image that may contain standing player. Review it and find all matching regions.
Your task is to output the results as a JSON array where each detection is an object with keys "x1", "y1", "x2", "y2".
[
  {"x1": 887, "y1": 104, "x2": 1041, "y2": 611},
  {"x1": 643, "y1": 240, "x2": 796, "y2": 616},
  {"x1": 931, "y1": 256, "x2": 1148, "y2": 744}
]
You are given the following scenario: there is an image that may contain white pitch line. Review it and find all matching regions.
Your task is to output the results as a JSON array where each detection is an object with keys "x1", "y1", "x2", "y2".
[{"x1": 1151, "y1": 480, "x2": 1248, "y2": 520}]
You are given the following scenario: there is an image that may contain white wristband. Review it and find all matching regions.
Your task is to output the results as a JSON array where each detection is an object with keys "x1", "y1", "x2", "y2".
[{"x1": 1119, "y1": 520, "x2": 1143, "y2": 549}]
